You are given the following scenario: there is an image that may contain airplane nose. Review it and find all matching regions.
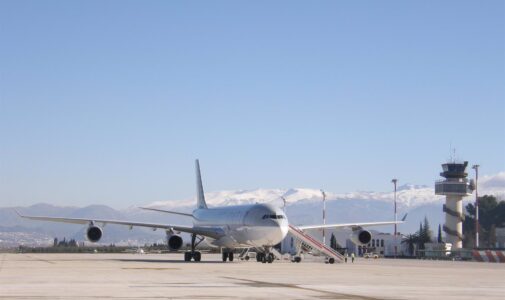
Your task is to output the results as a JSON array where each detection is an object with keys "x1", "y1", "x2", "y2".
[{"x1": 275, "y1": 221, "x2": 289, "y2": 243}]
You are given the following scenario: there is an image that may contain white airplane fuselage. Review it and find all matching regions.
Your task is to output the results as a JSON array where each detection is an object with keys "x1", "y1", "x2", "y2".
[{"x1": 192, "y1": 203, "x2": 288, "y2": 248}]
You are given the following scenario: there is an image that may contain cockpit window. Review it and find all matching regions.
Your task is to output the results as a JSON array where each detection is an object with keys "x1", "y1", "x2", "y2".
[{"x1": 262, "y1": 214, "x2": 285, "y2": 219}]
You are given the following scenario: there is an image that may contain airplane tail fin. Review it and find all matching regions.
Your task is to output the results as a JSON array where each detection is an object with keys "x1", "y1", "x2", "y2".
[{"x1": 195, "y1": 159, "x2": 208, "y2": 209}]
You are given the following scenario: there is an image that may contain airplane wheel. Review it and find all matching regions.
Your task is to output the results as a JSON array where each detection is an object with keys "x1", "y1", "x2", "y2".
[
  {"x1": 328, "y1": 258, "x2": 335, "y2": 264},
  {"x1": 256, "y1": 253, "x2": 263, "y2": 262},
  {"x1": 262, "y1": 255, "x2": 267, "y2": 264},
  {"x1": 228, "y1": 252, "x2": 234, "y2": 262},
  {"x1": 222, "y1": 252, "x2": 228, "y2": 262},
  {"x1": 245, "y1": 256, "x2": 250, "y2": 261},
  {"x1": 194, "y1": 252, "x2": 201, "y2": 262},
  {"x1": 267, "y1": 254, "x2": 273, "y2": 263},
  {"x1": 294, "y1": 256, "x2": 301, "y2": 263},
  {"x1": 184, "y1": 252, "x2": 191, "y2": 262}
]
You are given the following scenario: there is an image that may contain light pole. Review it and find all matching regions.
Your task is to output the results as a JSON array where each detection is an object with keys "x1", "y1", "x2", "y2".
[
  {"x1": 321, "y1": 190, "x2": 326, "y2": 245},
  {"x1": 472, "y1": 165, "x2": 480, "y2": 248},
  {"x1": 391, "y1": 179, "x2": 398, "y2": 257}
]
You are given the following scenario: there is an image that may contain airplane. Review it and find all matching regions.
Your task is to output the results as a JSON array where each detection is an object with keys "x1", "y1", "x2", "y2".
[{"x1": 17, "y1": 159, "x2": 405, "y2": 264}]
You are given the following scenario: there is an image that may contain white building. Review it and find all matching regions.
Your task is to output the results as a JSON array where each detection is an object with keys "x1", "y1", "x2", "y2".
[
  {"x1": 280, "y1": 230, "x2": 348, "y2": 255},
  {"x1": 346, "y1": 232, "x2": 407, "y2": 257},
  {"x1": 424, "y1": 242, "x2": 452, "y2": 258},
  {"x1": 496, "y1": 227, "x2": 505, "y2": 248}
]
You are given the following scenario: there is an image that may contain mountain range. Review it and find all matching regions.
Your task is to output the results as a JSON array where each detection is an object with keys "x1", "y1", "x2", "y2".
[{"x1": 1, "y1": 172, "x2": 503, "y2": 247}]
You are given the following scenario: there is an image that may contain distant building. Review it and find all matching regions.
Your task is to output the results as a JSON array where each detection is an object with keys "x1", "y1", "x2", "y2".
[
  {"x1": 281, "y1": 230, "x2": 410, "y2": 257},
  {"x1": 281, "y1": 233, "x2": 296, "y2": 254},
  {"x1": 346, "y1": 232, "x2": 407, "y2": 257},
  {"x1": 496, "y1": 227, "x2": 505, "y2": 248},
  {"x1": 424, "y1": 243, "x2": 452, "y2": 258}
]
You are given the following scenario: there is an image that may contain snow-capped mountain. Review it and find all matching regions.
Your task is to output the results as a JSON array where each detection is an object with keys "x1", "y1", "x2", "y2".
[
  {"x1": 147, "y1": 172, "x2": 505, "y2": 210},
  {"x1": 148, "y1": 185, "x2": 443, "y2": 210}
]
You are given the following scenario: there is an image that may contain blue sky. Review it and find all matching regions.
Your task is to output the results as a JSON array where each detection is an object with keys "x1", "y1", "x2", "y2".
[{"x1": 1, "y1": 1, "x2": 504, "y2": 208}]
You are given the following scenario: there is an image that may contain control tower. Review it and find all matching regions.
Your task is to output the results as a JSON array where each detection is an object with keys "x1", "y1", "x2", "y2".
[{"x1": 435, "y1": 161, "x2": 475, "y2": 249}]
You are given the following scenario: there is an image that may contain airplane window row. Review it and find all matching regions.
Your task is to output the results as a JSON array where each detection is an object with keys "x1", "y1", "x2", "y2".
[{"x1": 262, "y1": 214, "x2": 285, "y2": 219}]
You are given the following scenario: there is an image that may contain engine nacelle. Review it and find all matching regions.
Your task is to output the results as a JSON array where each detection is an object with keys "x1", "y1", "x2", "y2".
[
  {"x1": 350, "y1": 229, "x2": 372, "y2": 245},
  {"x1": 167, "y1": 234, "x2": 183, "y2": 251},
  {"x1": 86, "y1": 225, "x2": 103, "y2": 243}
]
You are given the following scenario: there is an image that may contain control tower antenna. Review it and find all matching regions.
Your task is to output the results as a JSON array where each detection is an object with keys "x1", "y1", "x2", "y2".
[
  {"x1": 435, "y1": 160, "x2": 475, "y2": 250},
  {"x1": 448, "y1": 144, "x2": 457, "y2": 163}
]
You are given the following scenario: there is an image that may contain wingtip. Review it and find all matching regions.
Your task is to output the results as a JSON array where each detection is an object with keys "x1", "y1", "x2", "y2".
[
  {"x1": 13, "y1": 209, "x2": 23, "y2": 218},
  {"x1": 401, "y1": 213, "x2": 408, "y2": 222}
]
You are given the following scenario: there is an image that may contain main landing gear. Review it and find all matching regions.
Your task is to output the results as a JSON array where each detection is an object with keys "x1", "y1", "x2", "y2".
[
  {"x1": 222, "y1": 250, "x2": 234, "y2": 262},
  {"x1": 256, "y1": 252, "x2": 274, "y2": 264},
  {"x1": 184, "y1": 233, "x2": 203, "y2": 262},
  {"x1": 184, "y1": 251, "x2": 201, "y2": 262}
]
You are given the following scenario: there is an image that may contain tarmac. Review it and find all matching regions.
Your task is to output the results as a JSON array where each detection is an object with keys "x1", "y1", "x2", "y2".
[{"x1": 0, "y1": 253, "x2": 504, "y2": 300}]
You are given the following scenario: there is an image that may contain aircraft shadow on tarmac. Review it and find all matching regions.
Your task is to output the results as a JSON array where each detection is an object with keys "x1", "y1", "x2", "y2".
[{"x1": 111, "y1": 258, "x2": 225, "y2": 264}]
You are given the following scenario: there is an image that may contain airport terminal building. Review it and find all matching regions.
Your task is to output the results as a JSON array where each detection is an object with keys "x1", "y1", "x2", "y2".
[{"x1": 345, "y1": 232, "x2": 406, "y2": 257}]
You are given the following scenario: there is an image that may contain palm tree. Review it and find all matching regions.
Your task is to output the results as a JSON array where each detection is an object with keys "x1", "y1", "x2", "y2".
[{"x1": 402, "y1": 233, "x2": 419, "y2": 256}]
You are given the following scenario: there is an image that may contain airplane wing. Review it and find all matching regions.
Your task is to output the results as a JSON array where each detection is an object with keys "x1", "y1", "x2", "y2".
[
  {"x1": 298, "y1": 214, "x2": 408, "y2": 231},
  {"x1": 298, "y1": 221, "x2": 403, "y2": 231},
  {"x1": 139, "y1": 207, "x2": 193, "y2": 217},
  {"x1": 15, "y1": 210, "x2": 224, "y2": 239}
]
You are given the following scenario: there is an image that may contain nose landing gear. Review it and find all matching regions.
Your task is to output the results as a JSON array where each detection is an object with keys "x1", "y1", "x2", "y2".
[{"x1": 291, "y1": 256, "x2": 302, "y2": 263}]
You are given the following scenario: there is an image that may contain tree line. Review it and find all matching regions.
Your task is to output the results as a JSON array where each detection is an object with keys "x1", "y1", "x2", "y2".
[
  {"x1": 463, "y1": 195, "x2": 505, "y2": 248},
  {"x1": 401, "y1": 195, "x2": 504, "y2": 254},
  {"x1": 401, "y1": 217, "x2": 435, "y2": 256}
]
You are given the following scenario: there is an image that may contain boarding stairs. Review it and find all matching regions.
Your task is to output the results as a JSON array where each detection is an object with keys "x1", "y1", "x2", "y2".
[{"x1": 288, "y1": 224, "x2": 344, "y2": 263}]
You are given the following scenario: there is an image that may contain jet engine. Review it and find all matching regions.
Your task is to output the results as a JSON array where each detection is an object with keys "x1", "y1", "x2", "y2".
[
  {"x1": 167, "y1": 234, "x2": 183, "y2": 251},
  {"x1": 86, "y1": 225, "x2": 103, "y2": 243},
  {"x1": 350, "y1": 229, "x2": 372, "y2": 245}
]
